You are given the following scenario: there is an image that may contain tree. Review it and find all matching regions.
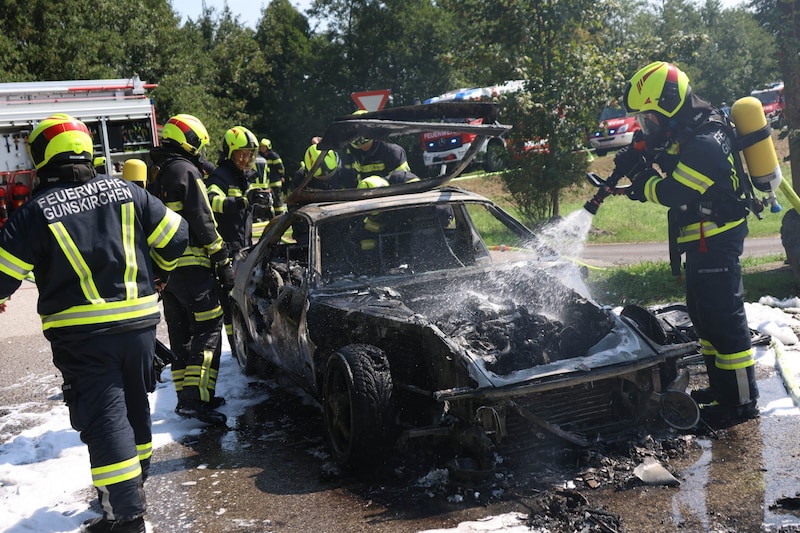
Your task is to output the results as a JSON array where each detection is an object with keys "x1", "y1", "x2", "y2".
[
  {"x1": 441, "y1": 0, "x2": 629, "y2": 223},
  {"x1": 253, "y1": 0, "x2": 317, "y2": 169},
  {"x1": 309, "y1": 0, "x2": 459, "y2": 108},
  {"x1": 776, "y1": 0, "x2": 800, "y2": 193}
]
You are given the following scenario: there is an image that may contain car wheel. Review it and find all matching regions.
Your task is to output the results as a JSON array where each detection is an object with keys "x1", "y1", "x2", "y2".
[
  {"x1": 231, "y1": 304, "x2": 258, "y2": 375},
  {"x1": 596, "y1": 149, "x2": 607, "y2": 157},
  {"x1": 483, "y1": 141, "x2": 508, "y2": 173},
  {"x1": 322, "y1": 344, "x2": 396, "y2": 468}
]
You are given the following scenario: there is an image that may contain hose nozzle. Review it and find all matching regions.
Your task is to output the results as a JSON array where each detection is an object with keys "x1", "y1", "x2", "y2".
[{"x1": 583, "y1": 171, "x2": 621, "y2": 215}]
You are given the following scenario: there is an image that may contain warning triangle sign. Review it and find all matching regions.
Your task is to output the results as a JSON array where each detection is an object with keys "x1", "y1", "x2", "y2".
[{"x1": 351, "y1": 89, "x2": 391, "y2": 112}]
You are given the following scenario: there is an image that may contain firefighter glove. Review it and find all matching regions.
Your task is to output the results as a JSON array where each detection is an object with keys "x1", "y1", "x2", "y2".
[
  {"x1": 246, "y1": 189, "x2": 272, "y2": 208},
  {"x1": 233, "y1": 197, "x2": 248, "y2": 211},
  {"x1": 215, "y1": 258, "x2": 235, "y2": 292},
  {"x1": 626, "y1": 168, "x2": 658, "y2": 203},
  {"x1": 613, "y1": 144, "x2": 646, "y2": 178}
]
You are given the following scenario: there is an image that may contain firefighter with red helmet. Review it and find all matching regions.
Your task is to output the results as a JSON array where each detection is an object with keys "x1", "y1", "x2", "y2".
[
  {"x1": 207, "y1": 126, "x2": 269, "y2": 351},
  {"x1": 618, "y1": 61, "x2": 758, "y2": 422},
  {"x1": 148, "y1": 114, "x2": 232, "y2": 426},
  {"x1": 0, "y1": 114, "x2": 189, "y2": 532}
]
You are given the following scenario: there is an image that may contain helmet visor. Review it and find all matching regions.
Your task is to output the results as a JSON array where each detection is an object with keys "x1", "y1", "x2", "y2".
[
  {"x1": 637, "y1": 112, "x2": 663, "y2": 137},
  {"x1": 232, "y1": 148, "x2": 256, "y2": 170}
]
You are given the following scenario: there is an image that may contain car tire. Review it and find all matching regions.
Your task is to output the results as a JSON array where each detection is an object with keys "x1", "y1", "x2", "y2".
[
  {"x1": 322, "y1": 344, "x2": 396, "y2": 468},
  {"x1": 483, "y1": 141, "x2": 508, "y2": 173},
  {"x1": 596, "y1": 149, "x2": 608, "y2": 157},
  {"x1": 231, "y1": 304, "x2": 258, "y2": 375}
]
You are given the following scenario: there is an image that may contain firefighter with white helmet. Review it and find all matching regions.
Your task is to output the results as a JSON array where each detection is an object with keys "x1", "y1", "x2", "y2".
[
  {"x1": 0, "y1": 114, "x2": 189, "y2": 532},
  {"x1": 618, "y1": 61, "x2": 758, "y2": 422},
  {"x1": 149, "y1": 114, "x2": 231, "y2": 426}
]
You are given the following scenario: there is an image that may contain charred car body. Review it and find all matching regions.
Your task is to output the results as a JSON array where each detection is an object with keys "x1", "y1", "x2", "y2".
[{"x1": 229, "y1": 103, "x2": 700, "y2": 470}]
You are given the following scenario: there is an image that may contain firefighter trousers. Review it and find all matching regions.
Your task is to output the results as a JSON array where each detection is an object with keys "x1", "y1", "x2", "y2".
[
  {"x1": 685, "y1": 229, "x2": 758, "y2": 407},
  {"x1": 161, "y1": 266, "x2": 224, "y2": 403},
  {"x1": 49, "y1": 326, "x2": 155, "y2": 522}
]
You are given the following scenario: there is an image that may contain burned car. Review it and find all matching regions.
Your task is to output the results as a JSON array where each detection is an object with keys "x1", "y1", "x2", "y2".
[{"x1": 229, "y1": 104, "x2": 700, "y2": 469}]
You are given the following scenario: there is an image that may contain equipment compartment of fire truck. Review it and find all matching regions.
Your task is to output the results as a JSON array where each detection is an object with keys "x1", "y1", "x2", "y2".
[{"x1": 0, "y1": 76, "x2": 158, "y2": 227}]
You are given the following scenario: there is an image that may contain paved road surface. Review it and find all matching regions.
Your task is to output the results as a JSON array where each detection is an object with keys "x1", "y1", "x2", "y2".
[{"x1": 581, "y1": 236, "x2": 784, "y2": 268}]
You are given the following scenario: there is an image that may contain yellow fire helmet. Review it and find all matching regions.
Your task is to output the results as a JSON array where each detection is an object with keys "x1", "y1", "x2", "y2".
[
  {"x1": 357, "y1": 175, "x2": 389, "y2": 189},
  {"x1": 161, "y1": 114, "x2": 210, "y2": 156},
  {"x1": 303, "y1": 144, "x2": 339, "y2": 180},
  {"x1": 27, "y1": 114, "x2": 94, "y2": 170},
  {"x1": 222, "y1": 126, "x2": 258, "y2": 170},
  {"x1": 623, "y1": 61, "x2": 690, "y2": 118}
]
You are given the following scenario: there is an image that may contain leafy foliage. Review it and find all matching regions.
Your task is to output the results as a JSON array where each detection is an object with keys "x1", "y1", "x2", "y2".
[{"x1": 0, "y1": 0, "x2": 788, "y2": 203}]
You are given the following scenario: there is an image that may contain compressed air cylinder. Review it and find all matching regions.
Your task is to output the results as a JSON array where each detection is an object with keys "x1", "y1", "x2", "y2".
[
  {"x1": 731, "y1": 96, "x2": 783, "y2": 193},
  {"x1": 122, "y1": 158, "x2": 148, "y2": 188}
]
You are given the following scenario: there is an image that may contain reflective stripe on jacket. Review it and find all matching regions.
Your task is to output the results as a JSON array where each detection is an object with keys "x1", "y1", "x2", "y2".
[{"x1": 0, "y1": 175, "x2": 188, "y2": 332}]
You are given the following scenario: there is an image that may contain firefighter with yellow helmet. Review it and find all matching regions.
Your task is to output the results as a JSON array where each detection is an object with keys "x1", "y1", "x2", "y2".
[
  {"x1": 254, "y1": 137, "x2": 287, "y2": 218},
  {"x1": 0, "y1": 114, "x2": 189, "y2": 532},
  {"x1": 207, "y1": 126, "x2": 268, "y2": 352},
  {"x1": 148, "y1": 114, "x2": 231, "y2": 426},
  {"x1": 616, "y1": 61, "x2": 758, "y2": 422},
  {"x1": 341, "y1": 109, "x2": 412, "y2": 187}
]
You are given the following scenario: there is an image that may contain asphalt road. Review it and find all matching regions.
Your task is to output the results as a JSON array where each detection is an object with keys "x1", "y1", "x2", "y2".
[
  {"x1": 2, "y1": 240, "x2": 799, "y2": 532},
  {"x1": 581, "y1": 236, "x2": 784, "y2": 268}
]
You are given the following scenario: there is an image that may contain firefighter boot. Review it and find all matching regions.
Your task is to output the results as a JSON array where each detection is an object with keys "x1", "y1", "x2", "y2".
[
  {"x1": 175, "y1": 399, "x2": 227, "y2": 426},
  {"x1": 80, "y1": 516, "x2": 145, "y2": 533},
  {"x1": 690, "y1": 354, "x2": 721, "y2": 404}
]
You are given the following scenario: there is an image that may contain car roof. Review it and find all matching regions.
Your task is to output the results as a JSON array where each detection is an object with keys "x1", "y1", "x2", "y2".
[{"x1": 289, "y1": 102, "x2": 511, "y2": 206}]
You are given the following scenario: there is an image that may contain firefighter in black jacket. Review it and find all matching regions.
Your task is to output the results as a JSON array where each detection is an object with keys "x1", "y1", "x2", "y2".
[
  {"x1": 616, "y1": 61, "x2": 758, "y2": 422},
  {"x1": 149, "y1": 114, "x2": 233, "y2": 426},
  {"x1": 0, "y1": 114, "x2": 189, "y2": 533},
  {"x1": 207, "y1": 126, "x2": 270, "y2": 350},
  {"x1": 254, "y1": 138, "x2": 287, "y2": 217},
  {"x1": 340, "y1": 111, "x2": 411, "y2": 187}
]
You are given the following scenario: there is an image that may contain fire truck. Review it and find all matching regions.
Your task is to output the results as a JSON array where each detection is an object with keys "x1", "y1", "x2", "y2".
[
  {"x1": 0, "y1": 76, "x2": 158, "y2": 227},
  {"x1": 750, "y1": 82, "x2": 785, "y2": 129},
  {"x1": 420, "y1": 80, "x2": 526, "y2": 174}
]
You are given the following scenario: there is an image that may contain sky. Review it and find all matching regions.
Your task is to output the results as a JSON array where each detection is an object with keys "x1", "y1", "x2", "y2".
[
  {"x1": 0, "y1": 284, "x2": 799, "y2": 532},
  {"x1": 171, "y1": 0, "x2": 312, "y2": 28},
  {"x1": 171, "y1": 0, "x2": 747, "y2": 29}
]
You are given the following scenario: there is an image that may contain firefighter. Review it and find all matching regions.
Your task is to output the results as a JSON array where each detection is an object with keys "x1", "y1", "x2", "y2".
[
  {"x1": 0, "y1": 114, "x2": 189, "y2": 533},
  {"x1": 256, "y1": 138, "x2": 287, "y2": 217},
  {"x1": 341, "y1": 110, "x2": 411, "y2": 187},
  {"x1": 617, "y1": 61, "x2": 758, "y2": 422},
  {"x1": 207, "y1": 126, "x2": 270, "y2": 350},
  {"x1": 292, "y1": 143, "x2": 342, "y2": 192},
  {"x1": 148, "y1": 114, "x2": 232, "y2": 426}
]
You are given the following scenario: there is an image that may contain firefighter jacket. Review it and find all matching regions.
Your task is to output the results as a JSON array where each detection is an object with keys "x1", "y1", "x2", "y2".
[
  {"x1": 635, "y1": 113, "x2": 748, "y2": 252},
  {"x1": 254, "y1": 154, "x2": 268, "y2": 187},
  {"x1": 206, "y1": 160, "x2": 257, "y2": 254},
  {"x1": 0, "y1": 172, "x2": 189, "y2": 335},
  {"x1": 149, "y1": 146, "x2": 227, "y2": 268},
  {"x1": 342, "y1": 140, "x2": 411, "y2": 186}
]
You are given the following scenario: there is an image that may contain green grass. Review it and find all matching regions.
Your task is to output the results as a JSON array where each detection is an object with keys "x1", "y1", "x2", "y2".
[
  {"x1": 585, "y1": 254, "x2": 798, "y2": 307},
  {"x1": 460, "y1": 157, "x2": 800, "y2": 305},
  {"x1": 561, "y1": 190, "x2": 788, "y2": 244}
]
